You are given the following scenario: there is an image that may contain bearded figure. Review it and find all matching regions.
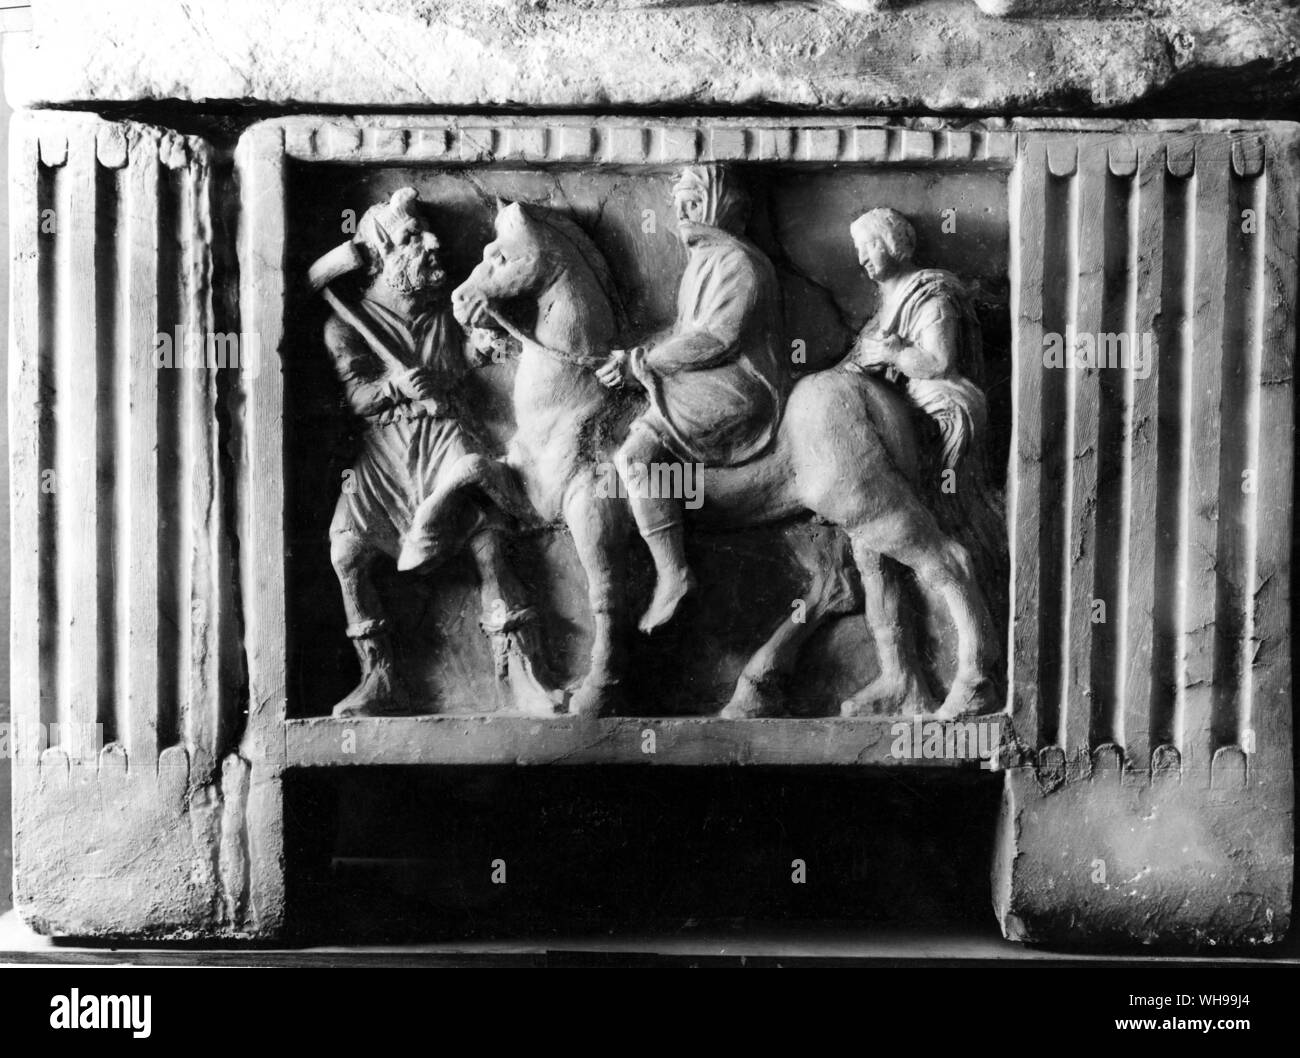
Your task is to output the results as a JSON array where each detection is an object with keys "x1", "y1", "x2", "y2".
[{"x1": 320, "y1": 187, "x2": 554, "y2": 717}]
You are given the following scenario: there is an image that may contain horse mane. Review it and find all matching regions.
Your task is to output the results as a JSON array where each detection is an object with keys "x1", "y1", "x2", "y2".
[{"x1": 523, "y1": 206, "x2": 629, "y2": 335}]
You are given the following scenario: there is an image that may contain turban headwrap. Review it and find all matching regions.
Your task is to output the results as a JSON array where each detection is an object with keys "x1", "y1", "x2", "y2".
[{"x1": 673, "y1": 164, "x2": 749, "y2": 233}]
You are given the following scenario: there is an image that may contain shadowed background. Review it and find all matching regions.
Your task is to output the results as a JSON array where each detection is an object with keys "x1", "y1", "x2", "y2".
[{"x1": 282, "y1": 161, "x2": 1010, "y2": 719}]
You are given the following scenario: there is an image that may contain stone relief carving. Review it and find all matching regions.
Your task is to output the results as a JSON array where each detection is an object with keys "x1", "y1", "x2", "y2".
[
  {"x1": 309, "y1": 165, "x2": 1004, "y2": 721},
  {"x1": 592, "y1": 164, "x2": 785, "y2": 635},
  {"x1": 9, "y1": 108, "x2": 1292, "y2": 946},
  {"x1": 844, "y1": 207, "x2": 1006, "y2": 613},
  {"x1": 307, "y1": 189, "x2": 560, "y2": 718}
]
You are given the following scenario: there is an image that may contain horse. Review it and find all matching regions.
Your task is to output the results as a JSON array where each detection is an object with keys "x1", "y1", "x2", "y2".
[{"x1": 438, "y1": 200, "x2": 1000, "y2": 721}]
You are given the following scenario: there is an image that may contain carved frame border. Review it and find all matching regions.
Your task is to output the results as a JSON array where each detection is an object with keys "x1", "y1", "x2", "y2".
[
  {"x1": 237, "y1": 114, "x2": 1025, "y2": 777},
  {"x1": 235, "y1": 115, "x2": 1293, "y2": 789}
]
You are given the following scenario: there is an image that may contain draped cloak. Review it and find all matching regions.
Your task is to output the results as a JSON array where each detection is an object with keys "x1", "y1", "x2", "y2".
[
  {"x1": 851, "y1": 267, "x2": 987, "y2": 476},
  {"x1": 635, "y1": 224, "x2": 786, "y2": 467},
  {"x1": 851, "y1": 266, "x2": 1005, "y2": 617}
]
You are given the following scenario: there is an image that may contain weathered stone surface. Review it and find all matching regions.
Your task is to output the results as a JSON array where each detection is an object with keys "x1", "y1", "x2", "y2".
[
  {"x1": 4, "y1": 0, "x2": 1298, "y2": 114},
  {"x1": 8, "y1": 106, "x2": 1295, "y2": 947},
  {"x1": 0, "y1": 760, "x2": 10, "y2": 916},
  {"x1": 285, "y1": 715, "x2": 1003, "y2": 768},
  {"x1": 12, "y1": 749, "x2": 260, "y2": 938},
  {"x1": 8, "y1": 111, "x2": 272, "y2": 937},
  {"x1": 995, "y1": 121, "x2": 1297, "y2": 946},
  {"x1": 994, "y1": 761, "x2": 1293, "y2": 947}
]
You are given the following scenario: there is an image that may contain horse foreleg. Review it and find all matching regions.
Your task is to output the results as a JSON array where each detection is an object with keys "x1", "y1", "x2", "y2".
[
  {"x1": 721, "y1": 529, "x2": 857, "y2": 719},
  {"x1": 563, "y1": 474, "x2": 629, "y2": 717},
  {"x1": 840, "y1": 537, "x2": 938, "y2": 718}
]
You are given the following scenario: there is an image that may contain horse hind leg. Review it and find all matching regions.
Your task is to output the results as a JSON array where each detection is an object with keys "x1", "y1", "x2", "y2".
[
  {"x1": 721, "y1": 526, "x2": 858, "y2": 719},
  {"x1": 831, "y1": 485, "x2": 999, "y2": 719},
  {"x1": 892, "y1": 525, "x2": 1000, "y2": 719},
  {"x1": 840, "y1": 538, "x2": 938, "y2": 718},
  {"x1": 931, "y1": 538, "x2": 1002, "y2": 718}
]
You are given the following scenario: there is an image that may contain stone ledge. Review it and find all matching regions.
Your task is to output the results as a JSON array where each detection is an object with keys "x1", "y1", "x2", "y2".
[
  {"x1": 284, "y1": 715, "x2": 1005, "y2": 768},
  {"x1": 5, "y1": 0, "x2": 1298, "y2": 114}
]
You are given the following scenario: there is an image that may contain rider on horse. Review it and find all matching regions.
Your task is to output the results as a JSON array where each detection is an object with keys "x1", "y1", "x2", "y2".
[
  {"x1": 844, "y1": 207, "x2": 1004, "y2": 603},
  {"x1": 596, "y1": 164, "x2": 788, "y2": 633}
]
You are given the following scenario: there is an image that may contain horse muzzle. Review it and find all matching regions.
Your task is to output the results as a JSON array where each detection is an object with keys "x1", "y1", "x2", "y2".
[{"x1": 450, "y1": 284, "x2": 488, "y2": 328}]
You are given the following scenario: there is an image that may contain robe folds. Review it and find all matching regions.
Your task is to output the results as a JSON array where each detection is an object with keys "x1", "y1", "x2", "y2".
[
  {"x1": 635, "y1": 224, "x2": 787, "y2": 467},
  {"x1": 326, "y1": 296, "x2": 483, "y2": 555},
  {"x1": 851, "y1": 267, "x2": 987, "y2": 475}
]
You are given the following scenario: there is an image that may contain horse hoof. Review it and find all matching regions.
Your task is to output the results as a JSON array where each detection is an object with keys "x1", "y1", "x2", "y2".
[
  {"x1": 569, "y1": 680, "x2": 621, "y2": 718},
  {"x1": 935, "y1": 676, "x2": 998, "y2": 720},
  {"x1": 840, "y1": 673, "x2": 936, "y2": 718},
  {"x1": 721, "y1": 675, "x2": 782, "y2": 719},
  {"x1": 511, "y1": 681, "x2": 567, "y2": 717},
  {"x1": 396, "y1": 534, "x2": 440, "y2": 573}
]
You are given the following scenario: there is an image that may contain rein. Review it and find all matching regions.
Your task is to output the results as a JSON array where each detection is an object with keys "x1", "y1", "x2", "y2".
[{"x1": 483, "y1": 306, "x2": 607, "y2": 370}]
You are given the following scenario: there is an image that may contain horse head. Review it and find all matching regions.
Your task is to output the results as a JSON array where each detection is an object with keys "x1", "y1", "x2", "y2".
[
  {"x1": 451, "y1": 200, "x2": 560, "y2": 331},
  {"x1": 453, "y1": 200, "x2": 623, "y2": 357}
]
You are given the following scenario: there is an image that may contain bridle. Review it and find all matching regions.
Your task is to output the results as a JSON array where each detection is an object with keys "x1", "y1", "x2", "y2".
[
  {"x1": 472, "y1": 215, "x2": 627, "y2": 372},
  {"x1": 481, "y1": 304, "x2": 608, "y2": 371}
]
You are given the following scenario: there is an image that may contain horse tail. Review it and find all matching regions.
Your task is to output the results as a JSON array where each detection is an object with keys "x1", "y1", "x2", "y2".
[{"x1": 915, "y1": 378, "x2": 1008, "y2": 633}]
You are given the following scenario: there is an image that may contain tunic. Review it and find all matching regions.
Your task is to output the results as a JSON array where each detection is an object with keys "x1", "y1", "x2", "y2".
[{"x1": 326, "y1": 297, "x2": 482, "y2": 555}]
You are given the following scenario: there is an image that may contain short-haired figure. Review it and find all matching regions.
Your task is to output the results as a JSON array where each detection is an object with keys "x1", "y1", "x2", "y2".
[
  {"x1": 595, "y1": 164, "x2": 787, "y2": 633},
  {"x1": 321, "y1": 187, "x2": 553, "y2": 717},
  {"x1": 845, "y1": 207, "x2": 1004, "y2": 600}
]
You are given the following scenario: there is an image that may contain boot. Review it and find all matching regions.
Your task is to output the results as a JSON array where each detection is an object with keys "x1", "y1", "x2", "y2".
[
  {"x1": 332, "y1": 625, "x2": 417, "y2": 717},
  {"x1": 629, "y1": 494, "x2": 696, "y2": 633},
  {"x1": 480, "y1": 603, "x2": 564, "y2": 715}
]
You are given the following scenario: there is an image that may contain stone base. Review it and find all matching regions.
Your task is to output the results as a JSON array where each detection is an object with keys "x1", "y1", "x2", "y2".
[
  {"x1": 12, "y1": 749, "x2": 277, "y2": 939},
  {"x1": 994, "y1": 760, "x2": 1293, "y2": 948}
]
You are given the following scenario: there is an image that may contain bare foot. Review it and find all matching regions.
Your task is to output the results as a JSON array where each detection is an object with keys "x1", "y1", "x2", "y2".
[{"x1": 638, "y1": 567, "x2": 697, "y2": 633}]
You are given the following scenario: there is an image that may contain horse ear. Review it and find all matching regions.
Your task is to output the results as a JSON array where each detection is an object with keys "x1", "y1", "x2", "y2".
[{"x1": 494, "y1": 200, "x2": 529, "y2": 235}]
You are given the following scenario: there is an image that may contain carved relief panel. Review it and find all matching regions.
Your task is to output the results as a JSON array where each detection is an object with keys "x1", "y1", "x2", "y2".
[
  {"x1": 254, "y1": 118, "x2": 1016, "y2": 731},
  {"x1": 8, "y1": 111, "x2": 1293, "y2": 944}
]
